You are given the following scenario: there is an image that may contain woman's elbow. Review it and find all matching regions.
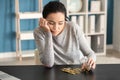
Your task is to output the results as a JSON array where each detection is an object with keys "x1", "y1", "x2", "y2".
[
  {"x1": 43, "y1": 64, "x2": 54, "y2": 68},
  {"x1": 41, "y1": 61, "x2": 54, "y2": 68}
]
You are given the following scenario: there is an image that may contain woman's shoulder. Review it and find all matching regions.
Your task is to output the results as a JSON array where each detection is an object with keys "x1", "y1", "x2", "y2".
[
  {"x1": 66, "y1": 21, "x2": 79, "y2": 29},
  {"x1": 66, "y1": 21, "x2": 76, "y2": 26},
  {"x1": 66, "y1": 21, "x2": 83, "y2": 35},
  {"x1": 66, "y1": 21, "x2": 80, "y2": 31}
]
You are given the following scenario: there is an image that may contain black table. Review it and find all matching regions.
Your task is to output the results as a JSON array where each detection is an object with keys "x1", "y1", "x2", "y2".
[{"x1": 0, "y1": 64, "x2": 120, "y2": 80}]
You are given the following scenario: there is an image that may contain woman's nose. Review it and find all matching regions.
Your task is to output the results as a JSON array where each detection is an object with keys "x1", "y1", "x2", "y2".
[{"x1": 53, "y1": 24, "x2": 58, "y2": 30}]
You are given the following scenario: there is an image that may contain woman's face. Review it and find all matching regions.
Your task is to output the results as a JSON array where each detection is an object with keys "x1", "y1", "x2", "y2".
[{"x1": 46, "y1": 12, "x2": 65, "y2": 36}]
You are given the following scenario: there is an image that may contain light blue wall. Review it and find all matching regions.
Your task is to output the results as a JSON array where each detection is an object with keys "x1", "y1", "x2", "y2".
[
  {"x1": 0, "y1": 0, "x2": 16, "y2": 52},
  {"x1": 0, "y1": 0, "x2": 54, "y2": 52},
  {"x1": 0, "y1": 0, "x2": 113, "y2": 52}
]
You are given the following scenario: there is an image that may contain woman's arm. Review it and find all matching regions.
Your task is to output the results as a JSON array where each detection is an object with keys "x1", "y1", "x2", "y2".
[
  {"x1": 34, "y1": 29, "x2": 54, "y2": 67},
  {"x1": 75, "y1": 23, "x2": 96, "y2": 69},
  {"x1": 33, "y1": 18, "x2": 54, "y2": 67},
  {"x1": 78, "y1": 30, "x2": 96, "y2": 61}
]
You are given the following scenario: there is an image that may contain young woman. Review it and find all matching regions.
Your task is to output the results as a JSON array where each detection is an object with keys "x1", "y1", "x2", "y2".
[{"x1": 34, "y1": 1, "x2": 96, "y2": 69}]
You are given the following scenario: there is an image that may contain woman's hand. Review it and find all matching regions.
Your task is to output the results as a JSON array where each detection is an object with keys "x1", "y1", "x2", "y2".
[
  {"x1": 82, "y1": 58, "x2": 96, "y2": 70},
  {"x1": 39, "y1": 18, "x2": 50, "y2": 32},
  {"x1": 87, "y1": 58, "x2": 96, "y2": 69}
]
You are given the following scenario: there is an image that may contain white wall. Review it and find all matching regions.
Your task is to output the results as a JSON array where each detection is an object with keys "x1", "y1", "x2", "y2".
[{"x1": 113, "y1": 0, "x2": 120, "y2": 52}]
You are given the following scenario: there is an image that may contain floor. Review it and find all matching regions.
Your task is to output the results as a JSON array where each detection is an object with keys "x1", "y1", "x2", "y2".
[
  {"x1": 0, "y1": 49, "x2": 120, "y2": 65},
  {"x1": 97, "y1": 49, "x2": 120, "y2": 64}
]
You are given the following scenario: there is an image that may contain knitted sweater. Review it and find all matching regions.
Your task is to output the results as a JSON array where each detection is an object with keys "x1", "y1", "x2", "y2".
[{"x1": 34, "y1": 21, "x2": 96, "y2": 67}]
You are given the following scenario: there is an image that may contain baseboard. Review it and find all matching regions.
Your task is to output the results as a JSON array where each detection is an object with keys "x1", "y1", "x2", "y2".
[
  {"x1": 106, "y1": 44, "x2": 113, "y2": 49},
  {"x1": 0, "y1": 50, "x2": 34, "y2": 59}
]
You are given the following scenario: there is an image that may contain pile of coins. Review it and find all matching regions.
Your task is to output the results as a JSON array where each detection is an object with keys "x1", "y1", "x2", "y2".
[
  {"x1": 61, "y1": 57, "x2": 92, "y2": 75},
  {"x1": 61, "y1": 67, "x2": 82, "y2": 75}
]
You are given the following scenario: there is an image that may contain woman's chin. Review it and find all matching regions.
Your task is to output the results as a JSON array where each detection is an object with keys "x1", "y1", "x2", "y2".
[
  {"x1": 52, "y1": 32, "x2": 59, "y2": 36},
  {"x1": 52, "y1": 34, "x2": 58, "y2": 36}
]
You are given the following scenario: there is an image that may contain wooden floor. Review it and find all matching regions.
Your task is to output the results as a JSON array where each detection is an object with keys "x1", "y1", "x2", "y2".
[{"x1": 0, "y1": 49, "x2": 120, "y2": 65}]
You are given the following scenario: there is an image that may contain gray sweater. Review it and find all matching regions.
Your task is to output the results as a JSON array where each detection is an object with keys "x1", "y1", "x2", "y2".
[{"x1": 34, "y1": 21, "x2": 96, "y2": 67}]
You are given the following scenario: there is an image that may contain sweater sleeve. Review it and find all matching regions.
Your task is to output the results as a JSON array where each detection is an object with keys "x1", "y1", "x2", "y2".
[
  {"x1": 33, "y1": 28, "x2": 54, "y2": 67},
  {"x1": 75, "y1": 23, "x2": 96, "y2": 62}
]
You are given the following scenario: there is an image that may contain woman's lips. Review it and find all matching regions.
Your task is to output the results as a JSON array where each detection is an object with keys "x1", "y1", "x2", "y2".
[{"x1": 51, "y1": 30, "x2": 58, "y2": 33}]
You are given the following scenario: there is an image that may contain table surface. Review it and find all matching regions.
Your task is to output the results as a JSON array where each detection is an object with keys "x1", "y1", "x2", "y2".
[{"x1": 0, "y1": 64, "x2": 120, "y2": 80}]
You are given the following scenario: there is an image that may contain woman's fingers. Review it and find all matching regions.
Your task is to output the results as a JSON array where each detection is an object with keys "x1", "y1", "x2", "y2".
[
  {"x1": 87, "y1": 58, "x2": 96, "y2": 69},
  {"x1": 81, "y1": 63, "x2": 86, "y2": 70},
  {"x1": 39, "y1": 18, "x2": 50, "y2": 32},
  {"x1": 91, "y1": 62, "x2": 96, "y2": 69},
  {"x1": 39, "y1": 18, "x2": 46, "y2": 27}
]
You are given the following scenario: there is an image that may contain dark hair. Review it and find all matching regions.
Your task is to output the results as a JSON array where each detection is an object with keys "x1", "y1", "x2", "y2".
[{"x1": 42, "y1": 1, "x2": 68, "y2": 21}]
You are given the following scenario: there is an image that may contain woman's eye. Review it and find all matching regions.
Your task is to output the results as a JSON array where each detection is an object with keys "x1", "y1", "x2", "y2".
[
  {"x1": 59, "y1": 23, "x2": 63, "y2": 25},
  {"x1": 48, "y1": 22, "x2": 54, "y2": 25}
]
